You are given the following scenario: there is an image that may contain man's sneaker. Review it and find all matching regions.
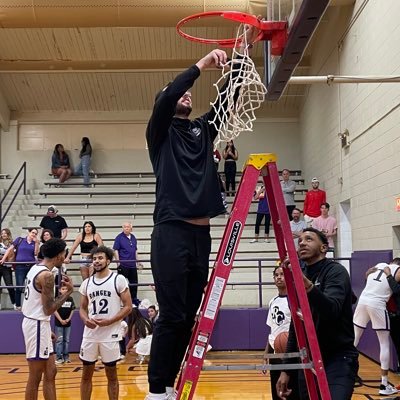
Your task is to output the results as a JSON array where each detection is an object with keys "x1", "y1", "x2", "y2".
[
  {"x1": 144, "y1": 394, "x2": 167, "y2": 400},
  {"x1": 379, "y1": 383, "x2": 398, "y2": 395},
  {"x1": 55, "y1": 358, "x2": 64, "y2": 365},
  {"x1": 250, "y1": 239, "x2": 258, "y2": 243},
  {"x1": 64, "y1": 358, "x2": 71, "y2": 363}
]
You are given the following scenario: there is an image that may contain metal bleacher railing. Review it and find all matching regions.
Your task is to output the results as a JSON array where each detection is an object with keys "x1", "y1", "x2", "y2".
[
  {"x1": 0, "y1": 162, "x2": 26, "y2": 231},
  {"x1": 0, "y1": 256, "x2": 352, "y2": 309}
]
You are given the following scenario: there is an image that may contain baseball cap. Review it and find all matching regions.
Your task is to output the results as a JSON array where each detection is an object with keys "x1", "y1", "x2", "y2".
[
  {"x1": 47, "y1": 205, "x2": 57, "y2": 213},
  {"x1": 311, "y1": 177, "x2": 319, "y2": 183}
]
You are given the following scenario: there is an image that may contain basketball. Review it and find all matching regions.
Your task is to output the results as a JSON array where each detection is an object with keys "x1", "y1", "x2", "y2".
[{"x1": 274, "y1": 331, "x2": 289, "y2": 353}]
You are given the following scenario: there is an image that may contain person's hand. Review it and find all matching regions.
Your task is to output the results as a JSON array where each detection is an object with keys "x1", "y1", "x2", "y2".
[
  {"x1": 92, "y1": 318, "x2": 111, "y2": 327},
  {"x1": 61, "y1": 320, "x2": 67, "y2": 325},
  {"x1": 196, "y1": 49, "x2": 228, "y2": 70},
  {"x1": 64, "y1": 257, "x2": 71, "y2": 264},
  {"x1": 61, "y1": 274, "x2": 73, "y2": 294},
  {"x1": 84, "y1": 318, "x2": 98, "y2": 329},
  {"x1": 384, "y1": 266, "x2": 392, "y2": 276},
  {"x1": 137, "y1": 262, "x2": 144, "y2": 270},
  {"x1": 276, "y1": 371, "x2": 292, "y2": 399},
  {"x1": 51, "y1": 332, "x2": 57, "y2": 342}
]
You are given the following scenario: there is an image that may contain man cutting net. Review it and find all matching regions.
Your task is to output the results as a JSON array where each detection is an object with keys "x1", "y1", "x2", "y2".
[{"x1": 145, "y1": 25, "x2": 258, "y2": 400}]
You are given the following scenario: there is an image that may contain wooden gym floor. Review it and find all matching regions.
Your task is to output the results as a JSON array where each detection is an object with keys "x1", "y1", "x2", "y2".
[{"x1": 0, "y1": 352, "x2": 398, "y2": 399}]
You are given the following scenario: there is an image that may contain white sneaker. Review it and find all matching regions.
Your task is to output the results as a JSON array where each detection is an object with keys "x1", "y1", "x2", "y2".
[
  {"x1": 379, "y1": 383, "x2": 398, "y2": 395},
  {"x1": 166, "y1": 387, "x2": 177, "y2": 400},
  {"x1": 144, "y1": 394, "x2": 167, "y2": 400},
  {"x1": 264, "y1": 238, "x2": 270, "y2": 243},
  {"x1": 250, "y1": 239, "x2": 258, "y2": 243}
]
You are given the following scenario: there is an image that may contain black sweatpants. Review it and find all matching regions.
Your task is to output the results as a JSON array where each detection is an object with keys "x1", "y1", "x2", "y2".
[
  {"x1": 389, "y1": 313, "x2": 400, "y2": 368},
  {"x1": 117, "y1": 264, "x2": 138, "y2": 302},
  {"x1": 255, "y1": 213, "x2": 271, "y2": 235},
  {"x1": 0, "y1": 265, "x2": 15, "y2": 305},
  {"x1": 297, "y1": 354, "x2": 359, "y2": 399},
  {"x1": 148, "y1": 221, "x2": 211, "y2": 393},
  {"x1": 224, "y1": 161, "x2": 237, "y2": 194},
  {"x1": 266, "y1": 344, "x2": 299, "y2": 400}
]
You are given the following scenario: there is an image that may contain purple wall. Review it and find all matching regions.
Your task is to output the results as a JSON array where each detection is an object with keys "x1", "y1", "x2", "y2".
[
  {"x1": 0, "y1": 308, "x2": 269, "y2": 354},
  {"x1": 1, "y1": 249, "x2": 397, "y2": 372}
]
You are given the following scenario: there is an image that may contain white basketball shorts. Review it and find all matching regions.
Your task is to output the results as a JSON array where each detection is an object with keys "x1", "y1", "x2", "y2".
[
  {"x1": 353, "y1": 303, "x2": 390, "y2": 330},
  {"x1": 22, "y1": 317, "x2": 53, "y2": 360},
  {"x1": 80, "y1": 340, "x2": 120, "y2": 364}
]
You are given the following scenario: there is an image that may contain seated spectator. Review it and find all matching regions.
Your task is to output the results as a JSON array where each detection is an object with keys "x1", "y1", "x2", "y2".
[
  {"x1": 127, "y1": 308, "x2": 153, "y2": 364},
  {"x1": 0, "y1": 228, "x2": 16, "y2": 309},
  {"x1": 290, "y1": 208, "x2": 307, "y2": 247},
  {"x1": 51, "y1": 144, "x2": 72, "y2": 185},
  {"x1": 303, "y1": 177, "x2": 326, "y2": 227},
  {"x1": 312, "y1": 202, "x2": 337, "y2": 252},
  {"x1": 64, "y1": 221, "x2": 103, "y2": 280},
  {"x1": 147, "y1": 305, "x2": 159, "y2": 327},
  {"x1": 39, "y1": 205, "x2": 68, "y2": 240}
]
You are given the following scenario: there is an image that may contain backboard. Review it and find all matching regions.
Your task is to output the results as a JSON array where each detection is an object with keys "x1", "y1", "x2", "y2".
[{"x1": 264, "y1": 0, "x2": 330, "y2": 100}]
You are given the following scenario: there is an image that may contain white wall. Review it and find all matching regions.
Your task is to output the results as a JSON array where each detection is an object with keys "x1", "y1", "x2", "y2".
[
  {"x1": 1, "y1": 111, "x2": 300, "y2": 188},
  {"x1": 299, "y1": 1, "x2": 400, "y2": 252}
]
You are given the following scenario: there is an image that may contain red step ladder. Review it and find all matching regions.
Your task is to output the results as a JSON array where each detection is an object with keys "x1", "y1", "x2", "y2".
[{"x1": 175, "y1": 153, "x2": 331, "y2": 400}]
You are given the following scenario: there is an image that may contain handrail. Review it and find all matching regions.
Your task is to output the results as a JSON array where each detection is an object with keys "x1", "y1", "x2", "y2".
[{"x1": 0, "y1": 162, "x2": 27, "y2": 230}]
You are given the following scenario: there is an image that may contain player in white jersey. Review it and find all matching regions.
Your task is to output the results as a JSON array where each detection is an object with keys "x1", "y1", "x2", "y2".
[
  {"x1": 353, "y1": 260, "x2": 400, "y2": 396},
  {"x1": 79, "y1": 245, "x2": 132, "y2": 400},
  {"x1": 22, "y1": 238, "x2": 73, "y2": 400},
  {"x1": 265, "y1": 265, "x2": 298, "y2": 400}
]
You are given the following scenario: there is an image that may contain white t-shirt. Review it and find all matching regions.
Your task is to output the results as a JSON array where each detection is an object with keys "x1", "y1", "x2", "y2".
[
  {"x1": 22, "y1": 264, "x2": 51, "y2": 321},
  {"x1": 79, "y1": 272, "x2": 128, "y2": 342},
  {"x1": 266, "y1": 295, "x2": 291, "y2": 349},
  {"x1": 358, "y1": 263, "x2": 400, "y2": 309}
]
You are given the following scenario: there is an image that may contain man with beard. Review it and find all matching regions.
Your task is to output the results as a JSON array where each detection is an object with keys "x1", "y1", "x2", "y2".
[
  {"x1": 276, "y1": 228, "x2": 358, "y2": 400},
  {"x1": 79, "y1": 245, "x2": 132, "y2": 400},
  {"x1": 145, "y1": 26, "x2": 257, "y2": 400}
]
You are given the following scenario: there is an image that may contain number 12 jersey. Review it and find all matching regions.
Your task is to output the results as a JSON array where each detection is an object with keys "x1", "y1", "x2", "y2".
[{"x1": 79, "y1": 272, "x2": 128, "y2": 342}]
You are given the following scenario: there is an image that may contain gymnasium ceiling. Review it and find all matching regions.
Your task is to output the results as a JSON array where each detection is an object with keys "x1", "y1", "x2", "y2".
[{"x1": 0, "y1": 0, "x2": 355, "y2": 128}]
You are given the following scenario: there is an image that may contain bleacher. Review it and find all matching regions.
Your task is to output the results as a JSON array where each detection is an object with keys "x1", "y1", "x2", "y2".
[{"x1": 2, "y1": 171, "x2": 308, "y2": 308}]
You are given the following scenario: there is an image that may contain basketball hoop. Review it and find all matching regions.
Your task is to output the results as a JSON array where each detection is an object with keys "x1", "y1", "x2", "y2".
[
  {"x1": 177, "y1": 12, "x2": 279, "y2": 147},
  {"x1": 207, "y1": 23, "x2": 268, "y2": 147},
  {"x1": 176, "y1": 11, "x2": 287, "y2": 55}
]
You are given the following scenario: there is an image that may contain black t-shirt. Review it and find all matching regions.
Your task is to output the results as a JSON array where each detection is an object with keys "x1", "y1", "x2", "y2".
[
  {"x1": 40, "y1": 215, "x2": 68, "y2": 238},
  {"x1": 146, "y1": 65, "x2": 229, "y2": 224},
  {"x1": 55, "y1": 296, "x2": 75, "y2": 327}
]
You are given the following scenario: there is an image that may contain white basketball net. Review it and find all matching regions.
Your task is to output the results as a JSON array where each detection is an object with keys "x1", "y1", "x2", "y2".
[{"x1": 209, "y1": 24, "x2": 267, "y2": 147}]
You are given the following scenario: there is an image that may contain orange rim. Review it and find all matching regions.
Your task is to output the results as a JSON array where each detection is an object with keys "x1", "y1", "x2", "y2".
[{"x1": 176, "y1": 11, "x2": 264, "y2": 48}]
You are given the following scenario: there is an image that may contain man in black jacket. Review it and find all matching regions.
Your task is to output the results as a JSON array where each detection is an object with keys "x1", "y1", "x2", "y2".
[
  {"x1": 145, "y1": 26, "x2": 257, "y2": 399},
  {"x1": 276, "y1": 228, "x2": 358, "y2": 400}
]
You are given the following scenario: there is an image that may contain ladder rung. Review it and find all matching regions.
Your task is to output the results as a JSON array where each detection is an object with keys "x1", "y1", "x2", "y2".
[{"x1": 202, "y1": 362, "x2": 314, "y2": 371}]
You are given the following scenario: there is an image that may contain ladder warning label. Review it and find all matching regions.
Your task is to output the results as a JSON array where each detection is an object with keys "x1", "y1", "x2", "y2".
[
  {"x1": 180, "y1": 380, "x2": 193, "y2": 400},
  {"x1": 204, "y1": 277, "x2": 225, "y2": 320},
  {"x1": 222, "y1": 221, "x2": 242, "y2": 265}
]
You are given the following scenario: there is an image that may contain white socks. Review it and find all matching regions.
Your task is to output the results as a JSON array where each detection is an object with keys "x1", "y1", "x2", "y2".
[{"x1": 382, "y1": 375, "x2": 388, "y2": 386}]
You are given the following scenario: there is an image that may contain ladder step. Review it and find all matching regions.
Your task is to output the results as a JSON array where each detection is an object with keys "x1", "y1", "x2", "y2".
[{"x1": 202, "y1": 362, "x2": 314, "y2": 371}]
